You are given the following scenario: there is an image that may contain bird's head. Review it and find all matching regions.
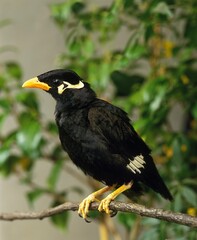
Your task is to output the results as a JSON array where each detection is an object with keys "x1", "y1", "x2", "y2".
[{"x1": 22, "y1": 69, "x2": 96, "y2": 108}]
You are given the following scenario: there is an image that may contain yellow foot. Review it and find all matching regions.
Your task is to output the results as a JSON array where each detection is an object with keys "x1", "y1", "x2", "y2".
[
  {"x1": 78, "y1": 186, "x2": 114, "y2": 221},
  {"x1": 98, "y1": 182, "x2": 133, "y2": 215},
  {"x1": 78, "y1": 194, "x2": 99, "y2": 220},
  {"x1": 98, "y1": 195, "x2": 113, "y2": 214}
]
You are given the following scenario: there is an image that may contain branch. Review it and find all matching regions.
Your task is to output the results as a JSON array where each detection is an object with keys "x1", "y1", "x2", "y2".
[{"x1": 0, "y1": 201, "x2": 196, "y2": 228}]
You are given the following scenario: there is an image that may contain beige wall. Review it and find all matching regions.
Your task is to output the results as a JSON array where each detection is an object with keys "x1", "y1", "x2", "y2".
[{"x1": 0, "y1": 1, "x2": 99, "y2": 239}]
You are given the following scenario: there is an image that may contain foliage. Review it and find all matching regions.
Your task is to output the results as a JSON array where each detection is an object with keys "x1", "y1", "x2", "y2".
[
  {"x1": 0, "y1": 20, "x2": 71, "y2": 228},
  {"x1": 0, "y1": 62, "x2": 71, "y2": 229},
  {"x1": 0, "y1": 0, "x2": 197, "y2": 239}
]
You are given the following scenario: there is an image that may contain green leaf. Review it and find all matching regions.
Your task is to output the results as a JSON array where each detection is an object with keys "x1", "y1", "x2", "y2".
[
  {"x1": 0, "y1": 114, "x2": 8, "y2": 129},
  {"x1": 181, "y1": 186, "x2": 197, "y2": 207},
  {"x1": 99, "y1": 62, "x2": 111, "y2": 88},
  {"x1": 5, "y1": 62, "x2": 22, "y2": 79},
  {"x1": 192, "y1": 103, "x2": 197, "y2": 119},
  {"x1": 173, "y1": 192, "x2": 182, "y2": 212},
  {"x1": 0, "y1": 99, "x2": 11, "y2": 110},
  {"x1": 142, "y1": 217, "x2": 160, "y2": 226},
  {"x1": 87, "y1": 210, "x2": 100, "y2": 219},
  {"x1": 47, "y1": 122, "x2": 58, "y2": 134},
  {"x1": 16, "y1": 119, "x2": 41, "y2": 158},
  {"x1": 0, "y1": 132, "x2": 16, "y2": 170},
  {"x1": 47, "y1": 159, "x2": 63, "y2": 190},
  {"x1": 118, "y1": 212, "x2": 136, "y2": 230},
  {"x1": 111, "y1": 70, "x2": 144, "y2": 96},
  {"x1": 152, "y1": 2, "x2": 173, "y2": 18},
  {"x1": 0, "y1": 147, "x2": 10, "y2": 166},
  {"x1": 0, "y1": 154, "x2": 19, "y2": 176},
  {"x1": 71, "y1": 1, "x2": 85, "y2": 14},
  {"x1": 68, "y1": 37, "x2": 81, "y2": 56},
  {"x1": 0, "y1": 75, "x2": 6, "y2": 88},
  {"x1": 50, "y1": 199, "x2": 69, "y2": 230},
  {"x1": 82, "y1": 38, "x2": 95, "y2": 58},
  {"x1": 51, "y1": 211, "x2": 69, "y2": 230},
  {"x1": 125, "y1": 44, "x2": 146, "y2": 62},
  {"x1": 150, "y1": 87, "x2": 166, "y2": 112},
  {"x1": 50, "y1": 2, "x2": 71, "y2": 27},
  {"x1": 185, "y1": 16, "x2": 197, "y2": 47},
  {"x1": 16, "y1": 91, "x2": 39, "y2": 110},
  {"x1": 139, "y1": 227, "x2": 158, "y2": 240},
  {"x1": 51, "y1": 145, "x2": 64, "y2": 161},
  {"x1": 26, "y1": 189, "x2": 45, "y2": 206}
]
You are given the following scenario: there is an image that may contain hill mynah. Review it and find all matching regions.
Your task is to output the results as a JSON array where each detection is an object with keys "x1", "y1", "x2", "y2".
[{"x1": 22, "y1": 69, "x2": 172, "y2": 220}]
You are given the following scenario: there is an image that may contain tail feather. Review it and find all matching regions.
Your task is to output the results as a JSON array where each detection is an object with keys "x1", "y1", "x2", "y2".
[{"x1": 142, "y1": 155, "x2": 173, "y2": 201}]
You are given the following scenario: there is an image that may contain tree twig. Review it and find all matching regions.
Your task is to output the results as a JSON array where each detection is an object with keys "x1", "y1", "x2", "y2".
[{"x1": 0, "y1": 201, "x2": 196, "y2": 228}]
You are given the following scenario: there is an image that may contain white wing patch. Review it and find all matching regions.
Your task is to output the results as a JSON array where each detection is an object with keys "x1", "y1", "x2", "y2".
[{"x1": 127, "y1": 154, "x2": 146, "y2": 174}]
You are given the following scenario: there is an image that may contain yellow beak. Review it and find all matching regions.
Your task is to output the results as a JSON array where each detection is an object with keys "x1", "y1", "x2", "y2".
[{"x1": 22, "y1": 77, "x2": 51, "y2": 91}]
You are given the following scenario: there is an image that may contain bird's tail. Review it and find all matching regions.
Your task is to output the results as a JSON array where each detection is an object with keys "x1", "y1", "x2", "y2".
[{"x1": 142, "y1": 155, "x2": 173, "y2": 201}]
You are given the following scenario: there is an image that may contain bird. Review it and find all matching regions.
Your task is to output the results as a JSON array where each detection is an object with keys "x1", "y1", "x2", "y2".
[{"x1": 22, "y1": 69, "x2": 173, "y2": 220}]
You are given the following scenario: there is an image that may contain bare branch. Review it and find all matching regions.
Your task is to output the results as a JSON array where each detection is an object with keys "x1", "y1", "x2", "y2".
[{"x1": 0, "y1": 201, "x2": 196, "y2": 228}]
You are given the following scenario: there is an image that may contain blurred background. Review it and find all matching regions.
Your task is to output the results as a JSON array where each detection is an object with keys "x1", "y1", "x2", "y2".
[{"x1": 0, "y1": 0, "x2": 196, "y2": 240}]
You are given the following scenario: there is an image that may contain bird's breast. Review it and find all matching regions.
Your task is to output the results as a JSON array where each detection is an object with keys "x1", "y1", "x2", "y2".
[{"x1": 56, "y1": 109, "x2": 91, "y2": 158}]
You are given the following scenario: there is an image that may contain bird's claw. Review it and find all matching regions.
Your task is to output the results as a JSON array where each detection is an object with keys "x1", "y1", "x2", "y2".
[
  {"x1": 78, "y1": 198, "x2": 92, "y2": 221},
  {"x1": 98, "y1": 197, "x2": 113, "y2": 214},
  {"x1": 110, "y1": 209, "x2": 117, "y2": 218},
  {"x1": 78, "y1": 213, "x2": 92, "y2": 223},
  {"x1": 78, "y1": 195, "x2": 99, "y2": 221}
]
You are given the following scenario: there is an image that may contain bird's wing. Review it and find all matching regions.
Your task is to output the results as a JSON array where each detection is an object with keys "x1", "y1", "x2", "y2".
[
  {"x1": 88, "y1": 103, "x2": 173, "y2": 201},
  {"x1": 88, "y1": 104, "x2": 151, "y2": 157}
]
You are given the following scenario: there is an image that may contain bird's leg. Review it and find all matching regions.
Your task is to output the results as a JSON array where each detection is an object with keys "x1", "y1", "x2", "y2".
[
  {"x1": 98, "y1": 182, "x2": 133, "y2": 214},
  {"x1": 78, "y1": 185, "x2": 114, "y2": 220}
]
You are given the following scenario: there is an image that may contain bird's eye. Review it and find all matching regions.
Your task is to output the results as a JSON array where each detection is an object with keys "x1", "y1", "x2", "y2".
[{"x1": 53, "y1": 79, "x2": 60, "y2": 85}]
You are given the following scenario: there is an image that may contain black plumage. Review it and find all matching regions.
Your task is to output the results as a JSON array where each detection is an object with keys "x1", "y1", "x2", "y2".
[{"x1": 22, "y1": 69, "x2": 172, "y2": 219}]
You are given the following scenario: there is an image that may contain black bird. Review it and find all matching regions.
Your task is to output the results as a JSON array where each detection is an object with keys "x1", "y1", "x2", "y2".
[{"x1": 22, "y1": 69, "x2": 172, "y2": 219}]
